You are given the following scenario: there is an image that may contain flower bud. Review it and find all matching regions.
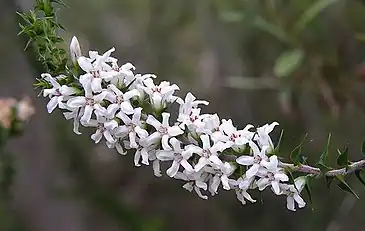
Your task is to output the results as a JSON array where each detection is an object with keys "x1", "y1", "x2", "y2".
[
  {"x1": 70, "y1": 36, "x2": 82, "y2": 63},
  {"x1": 16, "y1": 97, "x2": 35, "y2": 122},
  {"x1": 0, "y1": 98, "x2": 16, "y2": 129}
]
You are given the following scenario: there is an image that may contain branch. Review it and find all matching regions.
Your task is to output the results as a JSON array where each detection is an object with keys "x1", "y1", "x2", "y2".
[
  {"x1": 222, "y1": 154, "x2": 365, "y2": 177},
  {"x1": 280, "y1": 159, "x2": 365, "y2": 177}
]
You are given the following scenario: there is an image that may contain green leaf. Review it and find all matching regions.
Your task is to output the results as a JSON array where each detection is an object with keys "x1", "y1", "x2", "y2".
[
  {"x1": 290, "y1": 133, "x2": 308, "y2": 165},
  {"x1": 294, "y1": 0, "x2": 339, "y2": 34},
  {"x1": 336, "y1": 146, "x2": 349, "y2": 167},
  {"x1": 304, "y1": 176, "x2": 313, "y2": 204},
  {"x1": 325, "y1": 176, "x2": 335, "y2": 190},
  {"x1": 253, "y1": 16, "x2": 292, "y2": 44},
  {"x1": 355, "y1": 170, "x2": 365, "y2": 186},
  {"x1": 274, "y1": 49, "x2": 304, "y2": 78},
  {"x1": 273, "y1": 129, "x2": 284, "y2": 154},
  {"x1": 336, "y1": 175, "x2": 359, "y2": 199},
  {"x1": 317, "y1": 133, "x2": 332, "y2": 171},
  {"x1": 362, "y1": 138, "x2": 365, "y2": 156}
]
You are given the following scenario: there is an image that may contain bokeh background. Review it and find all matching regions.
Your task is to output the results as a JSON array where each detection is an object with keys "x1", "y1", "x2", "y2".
[{"x1": 2, "y1": 0, "x2": 365, "y2": 230}]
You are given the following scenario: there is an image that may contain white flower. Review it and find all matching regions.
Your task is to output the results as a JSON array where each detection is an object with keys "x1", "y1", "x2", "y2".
[
  {"x1": 42, "y1": 73, "x2": 77, "y2": 113},
  {"x1": 174, "y1": 170, "x2": 209, "y2": 200},
  {"x1": 205, "y1": 162, "x2": 235, "y2": 195},
  {"x1": 114, "y1": 108, "x2": 148, "y2": 148},
  {"x1": 177, "y1": 92, "x2": 208, "y2": 118},
  {"x1": 219, "y1": 119, "x2": 254, "y2": 147},
  {"x1": 82, "y1": 114, "x2": 119, "y2": 144},
  {"x1": 281, "y1": 177, "x2": 306, "y2": 211},
  {"x1": 141, "y1": 78, "x2": 179, "y2": 109},
  {"x1": 156, "y1": 138, "x2": 194, "y2": 177},
  {"x1": 254, "y1": 122, "x2": 279, "y2": 150},
  {"x1": 70, "y1": 36, "x2": 82, "y2": 63},
  {"x1": 106, "y1": 139, "x2": 127, "y2": 155},
  {"x1": 145, "y1": 113, "x2": 184, "y2": 149},
  {"x1": 256, "y1": 156, "x2": 289, "y2": 195},
  {"x1": 229, "y1": 177, "x2": 256, "y2": 205},
  {"x1": 132, "y1": 143, "x2": 157, "y2": 167},
  {"x1": 77, "y1": 47, "x2": 116, "y2": 93},
  {"x1": 184, "y1": 134, "x2": 229, "y2": 172},
  {"x1": 63, "y1": 107, "x2": 83, "y2": 135},
  {"x1": 105, "y1": 84, "x2": 140, "y2": 116},
  {"x1": 235, "y1": 141, "x2": 269, "y2": 179},
  {"x1": 104, "y1": 62, "x2": 136, "y2": 87},
  {"x1": 177, "y1": 108, "x2": 205, "y2": 131},
  {"x1": 67, "y1": 83, "x2": 107, "y2": 123}
]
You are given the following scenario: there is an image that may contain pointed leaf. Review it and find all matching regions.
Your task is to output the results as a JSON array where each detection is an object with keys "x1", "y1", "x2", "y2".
[
  {"x1": 290, "y1": 133, "x2": 308, "y2": 165},
  {"x1": 362, "y1": 138, "x2": 365, "y2": 156},
  {"x1": 355, "y1": 170, "x2": 365, "y2": 187},
  {"x1": 253, "y1": 16, "x2": 292, "y2": 44},
  {"x1": 273, "y1": 129, "x2": 284, "y2": 154},
  {"x1": 325, "y1": 176, "x2": 334, "y2": 191},
  {"x1": 274, "y1": 49, "x2": 304, "y2": 78},
  {"x1": 317, "y1": 133, "x2": 332, "y2": 172},
  {"x1": 336, "y1": 146, "x2": 349, "y2": 167},
  {"x1": 304, "y1": 176, "x2": 313, "y2": 204},
  {"x1": 336, "y1": 175, "x2": 359, "y2": 199},
  {"x1": 294, "y1": 0, "x2": 339, "y2": 34}
]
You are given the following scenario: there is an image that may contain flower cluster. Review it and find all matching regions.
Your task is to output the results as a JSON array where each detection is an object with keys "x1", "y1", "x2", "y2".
[
  {"x1": 41, "y1": 36, "x2": 306, "y2": 211},
  {"x1": 0, "y1": 97, "x2": 35, "y2": 129}
]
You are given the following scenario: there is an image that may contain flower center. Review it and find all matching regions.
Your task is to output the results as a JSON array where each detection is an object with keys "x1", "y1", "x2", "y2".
[
  {"x1": 158, "y1": 126, "x2": 168, "y2": 134},
  {"x1": 253, "y1": 156, "x2": 262, "y2": 164},
  {"x1": 55, "y1": 89, "x2": 62, "y2": 96},
  {"x1": 91, "y1": 70, "x2": 100, "y2": 78},
  {"x1": 116, "y1": 95, "x2": 124, "y2": 104},
  {"x1": 152, "y1": 87, "x2": 161, "y2": 93},
  {"x1": 85, "y1": 97, "x2": 95, "y2": 106},
  {"x1": 202, "y1": 149, "x2": 211, "y2": 158},
  {"x1": 174, "y1": 152, "x2": 183, "y2": 162}
]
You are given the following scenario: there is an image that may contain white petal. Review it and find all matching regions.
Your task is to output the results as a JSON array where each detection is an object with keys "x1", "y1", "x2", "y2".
[
  {"x1": 166, "y1": 161, "x2": 180, "y2": 177},
  {"x1": 180, "y1": 159, "x2": 194, "y2": 173},
  {"x1": 80, "y1": 105, "x2": 93, "y2": 123},
  {"x1": 286, "y1": 196, "x2": 296, "y2": 211},
  {"x1": 141, "y1": 148, "x2": 149, "y2": 165},
  {"x1": 77, "y1": 56, "x2": 93, "y2": 72},
  {"x1": 134, "y1": 150, "x2": 141, "y2": 166},
  {"x1": 120, "y1": 102, "x2": 134, "y2": 115},
  {"x1": 91, "y1": 78, "x2": 103, "y2": 93},
  {"x1": 161, "y1": 113, "x2": 170, "y2": 126},
  {"x1": 60, "y1": 86, "x2": 77, "y2": 96},
  {"x1": 221, "y1": 175, "x2": 230, "y2": 190},
  {"x1": 271, "y1": 181, "x2": 281, "y2": 195},
  {"x1": 146, "y1": 115, "x2": 162, "y2": 130},
  {"x1": 256, "y1": 178, "x2": 270, "y2": 191},
  {"x1": 210, "y1": 176, "x2": 221, "y2": 194},
  {"x1": 161, "y1": 135, "x2": 171, "y2": 150},
  {"x1": 129, "y1": 132, "x2": 138, "y2": 148},
  {"x1": 167, "y1": 126, "x2": 184, "y2": 137},
  {"x1": 156, "y1": 150, "x2": 174, "y2": 161},
  {"x1": 46, "y1": 96, "x2": 59, "y2": 113},
  {"x1": 116, "y1": 142, "x2": 127, "y2": 155},
  {"x1": 153, "y1": 159, "x2": 162, "y2": 177},
  {"x1": 200, "y1": 135, "x2": 211, "y2": 150},
  {"x1": 236, "y1": 156, "x2": 255, "y2": 166},
  {"x1": 67, "y1": 97, "x2": 86, "y2": 108},
  {"x1": 275, "y1": 172, "x2": 289, "y2": 182},
  {"x1": 194, "y1": 157, "x2": 209, "y2": 172},
  {"x1": 91, "y1": 130, "x2": 103, "y2": 143},
  {"x1": 103, "y1": 131, "x2": 115, "y2": 143},
  {"x1": 209, "y1": 155, "x2": 223, "y2": 167},
  {"x1": 246, "y1": 164, "x2": 260, "y2": 179},
  {"x1": 294, "y1": 194, "x2": 306, "y2": 208}
]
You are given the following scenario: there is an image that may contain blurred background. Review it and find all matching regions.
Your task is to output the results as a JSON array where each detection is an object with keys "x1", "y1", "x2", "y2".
[{"x1": 1, "y1": 0, "x2": 365, "y2": 230}]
